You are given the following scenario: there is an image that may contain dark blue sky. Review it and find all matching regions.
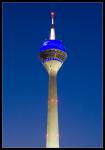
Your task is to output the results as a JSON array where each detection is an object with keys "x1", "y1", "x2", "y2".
[{"x1": 2, "y1": 2, "x2": 103, "y2": 148}]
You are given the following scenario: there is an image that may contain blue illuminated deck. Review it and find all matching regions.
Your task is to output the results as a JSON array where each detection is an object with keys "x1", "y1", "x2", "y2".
[
  {"x1": 40, "y1": 40, "x2": 66, "y2": 52},
  {"x1": 43, "y1": 58, "x2": 63, "y2": 63}
]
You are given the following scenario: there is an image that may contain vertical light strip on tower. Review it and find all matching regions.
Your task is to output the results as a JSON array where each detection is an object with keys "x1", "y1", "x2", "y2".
[{"x1": 39, "y1": 12, "x2": 67, "y2": 148}]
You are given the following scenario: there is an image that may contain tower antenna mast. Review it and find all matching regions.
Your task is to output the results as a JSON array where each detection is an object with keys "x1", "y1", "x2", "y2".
[{"x1": 50, "y1": 12, "x2": 56, "y2": 40}]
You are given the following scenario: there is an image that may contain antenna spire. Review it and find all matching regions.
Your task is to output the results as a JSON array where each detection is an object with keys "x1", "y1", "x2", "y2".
[{"x1": 50, "y1": 12, "x2": 55, "y2": 40}]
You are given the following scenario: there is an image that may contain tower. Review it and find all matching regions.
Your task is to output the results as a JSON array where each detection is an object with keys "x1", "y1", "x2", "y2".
[{"x1": 39, "y1": 12, "x2": 67, "y2": 148}]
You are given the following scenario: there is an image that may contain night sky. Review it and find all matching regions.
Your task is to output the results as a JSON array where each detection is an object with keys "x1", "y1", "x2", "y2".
[{"x1": 2, "y1": 2, "x2": 103, "y2": 148}]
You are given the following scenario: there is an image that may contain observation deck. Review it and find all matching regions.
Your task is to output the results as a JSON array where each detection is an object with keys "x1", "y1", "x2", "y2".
[{"x1": 39, "y1": 40, "x2": 67, "y2": 63}]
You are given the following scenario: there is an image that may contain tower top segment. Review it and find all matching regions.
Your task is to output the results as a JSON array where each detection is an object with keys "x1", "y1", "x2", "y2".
[
  {"x1": 39, "y1": 12, "x2": 67, "y2": 67},
  {"x1": 40, "y1": 12, "x2": 67, "y2": 54}
]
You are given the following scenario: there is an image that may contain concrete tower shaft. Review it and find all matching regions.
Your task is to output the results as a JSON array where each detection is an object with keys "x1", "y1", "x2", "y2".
[
  {"x1": 46, "y1": 74, "x2": 59, "y2": 147},
  {"x1": 44, "y1": 60, "x2": 62, "y2": 76}
]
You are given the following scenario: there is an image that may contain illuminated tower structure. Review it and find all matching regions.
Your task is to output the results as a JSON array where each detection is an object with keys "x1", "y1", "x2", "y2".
[{"x1": 39, "y1": 12, "x2": 67, "y2": 148}]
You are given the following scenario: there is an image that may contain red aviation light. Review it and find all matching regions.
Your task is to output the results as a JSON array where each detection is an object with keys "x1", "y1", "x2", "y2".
[
  {"x1": 48, "y1": 99, "x2": 58, "y2": 104},
  {"x1": 51, "y1": 12, "x2": 55, "y2": 17},
  {"x1": 50, "y1": 99, "x2": 58, "y2": 103},
  {"x1": 51, "y1": 99, "x2": 54, "y2": 103}
]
